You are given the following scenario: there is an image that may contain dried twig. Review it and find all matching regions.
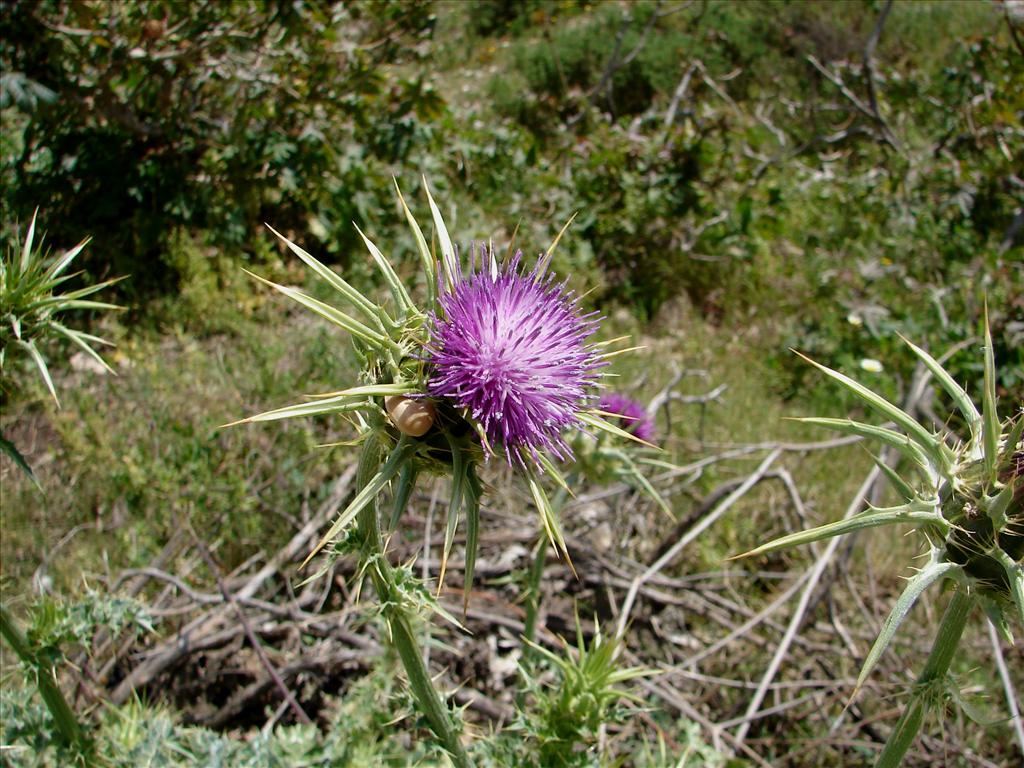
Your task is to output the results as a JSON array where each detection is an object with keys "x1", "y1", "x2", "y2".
[
  {"x1": 649, "y1": 469, "x2": 789, "y2": 563},
  {"x1": 806, "y1": 53, "x2": 900, "y2": 151},
  {"x1": 615, "y1": 448, "x2": 782, "y2": 639},
  {"x1": 662, "y1": 61, "x2": 699, "y2": 133},
  {"x1": 192, "y1": 527, "x2": 312, "y2": 726},
  {"x1": 110, "y1": 464, "x2": 356, "y2": 703},
  {"x1": 862, "y1": 0, "x2": 894, "y2": 138},
  {"x1": 987, "y1": 618, "x2": 1024, "y2": 757}
]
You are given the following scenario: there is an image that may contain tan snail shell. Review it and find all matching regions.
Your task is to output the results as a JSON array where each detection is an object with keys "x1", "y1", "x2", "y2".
[{"x1": 385, "y1": 395, "x2": 436, "y2": 437}]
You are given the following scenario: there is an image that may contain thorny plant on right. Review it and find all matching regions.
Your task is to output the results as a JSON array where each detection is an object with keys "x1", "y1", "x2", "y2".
[{"x1": 739, "y1": 313, "x2": 1022, "y2": 767}]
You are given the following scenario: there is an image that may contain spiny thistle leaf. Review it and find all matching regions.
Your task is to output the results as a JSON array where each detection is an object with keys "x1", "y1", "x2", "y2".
[
  {"x1": 603, "y1": 447, "x2": 673, "y2": 518},
  {"x1": 222, "y1": 395, "x2": 371, "y2": 426},
  {"x1": 2, "y1": 214, "x2": 121, "y2": 406},
  {"x1": 389, "y1": 463, "x2": 417, "y2": 531},
  {"x1": 535, "y1": 211, "x2": 577, "y2": 278},
  {"x1": 979, "y1": 596, "x2": 1014, "y2": 645},
  {"x1": 393, "y1": 178, "x2": 436, "y2": 306},
  {"x1": 42, "y1": 237, "x2": 90, "y2": 281},
  {"x1": 986, "y1": 480, "x2": 1015, "y2": 531},
  {"x1": 993, "y1": 548, "x2": 1024, "y2": 627},
  {"x1": 306, "y1": 383, "x2": 417, "y2": 399},
  {"x1": 265, "y1": 224, "x2": 386, "y2": 328},
  {"x1": 302, "y1": 437, "x2": 417, "y2": 568},
  {"x1": 353, "y1": 222, "x2": 416, "y2": 318},
  {"x1": 1005, "y1": 412, "x2": 1024, "y2": 463},
  {"x1": 51, "y1": 322, "x2": 116, "y2": 375},
  {"x1": 870, "y1": 453, "x2": 918, "y2": 502},
  {"x1": 463, "y1": 465, "x2": 483, "y2": 612},
  {"x1": 17, "y1": 339, "x2": 58, "y2": 405},
  {"x1": 855, "y1": 559, "x2": 961, "y2": 694},
  {"x1": 579, "y1": 410, "x2": 658, "y2": 450},
  {"x1": 20, "y1": 209, "x2": 37, "y2": 270},
  {"x1": 897, "y1": 333, "x2": 981, "y2": 438},
  {"x1": 438, "y1": 433, "x2": 465, "y2": 592},
  {"x1": 242, "y1": 270, "x2": 389, "y2": 348},
  {"x1": 526, "y1": 465, "x2": 574, "y2": 576},
  {"x1": 535, "y1": 450, "x2": 574, "y2": 497},
  {"x1": 793, "y1": 351, "x2": 951, "y2": 473},
  {"x1": 422, "y1": 177, "x2": 458, "y2": 293},
  {"x1": 1, "y1": 432, "x2": 42, "y2": 491},
  {"x1": 732, "y1": 501, "x2": 943, "y2": 560},
  {"x1": 981, "y1": 309, "x2": 999, "y2": 479},
  {"x1": 789, "y1": 418, "x2": 932, "y2": 475}
]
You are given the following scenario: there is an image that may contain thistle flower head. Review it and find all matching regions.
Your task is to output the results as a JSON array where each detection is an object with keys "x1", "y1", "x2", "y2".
[
  {"x1": 427, "y1": 248, "x2": 602, "y2": 465},
  {"x1": 599, "y1": 393, "x2": 656, "y2": 444}
]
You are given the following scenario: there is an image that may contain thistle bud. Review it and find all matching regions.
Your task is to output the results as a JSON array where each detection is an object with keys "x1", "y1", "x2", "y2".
[{"x1": 385, "y1": 395, "x2": 436, "y2": 437}]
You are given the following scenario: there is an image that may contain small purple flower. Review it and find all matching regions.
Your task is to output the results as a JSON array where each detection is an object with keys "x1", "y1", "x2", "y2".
[
  {"x1": 427, "y1": 248, "x2": 602, "y2": 465},
  {"x1": 599, "y1": 393, "x2": 656, "y2": 444}
]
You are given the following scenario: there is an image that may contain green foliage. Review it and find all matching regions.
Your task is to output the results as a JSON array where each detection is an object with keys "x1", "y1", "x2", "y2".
[
  {"x1": 466, "y1": 0, "x2": 588, "y2": 38},
  {"x1": 0, "y1": 591, "x2": 154, "y2": 767},
  {"x1": 0, "y1": 659, "x2": 436, "y2": 767},
  {"x1": 0, "y1": 0, "x2": 442, "y2": 301},
  {"x1": 0, "y1": 212, "x2": 120, "y2": 405},
  {"x1": 476, "y1": 0, "x2": 1023, "y2": 400},
  {"x1": 499, "y1": 2, "x2": 689, "y2": 123},
  {"x1": 24, "y1": 589, "x2": 155, "y2": 659},
  {"x1": 0, "y1": 306, "x2": 357, "y2": 588},
  {"x1": 511, "y1": 619, "x2": 652, "y2": 767}
]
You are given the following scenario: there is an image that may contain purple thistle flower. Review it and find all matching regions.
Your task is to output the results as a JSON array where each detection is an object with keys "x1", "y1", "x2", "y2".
[
  {"x1": 599, "y1": 392, "x2": 656, "y2": 444},
  {"x1": 427, "y1": 247, "x2": 602, "y2": 465}
]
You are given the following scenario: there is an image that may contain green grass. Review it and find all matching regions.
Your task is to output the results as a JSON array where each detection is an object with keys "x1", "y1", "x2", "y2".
[{"x1": 0, "y1": 293, "x2": 360, "y2": 592}]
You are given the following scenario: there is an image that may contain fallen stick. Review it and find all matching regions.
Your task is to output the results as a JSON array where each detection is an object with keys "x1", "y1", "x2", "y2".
[{"x1": 110, "y1": 464, "x2": 356, "y2": 704}]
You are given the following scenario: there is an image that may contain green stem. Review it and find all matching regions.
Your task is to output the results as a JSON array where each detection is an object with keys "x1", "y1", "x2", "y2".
[
  {"x1": 355, "y1": 435, "x2": 471, "y2": 768},
  {"x1": 522, "y1": 479, "x2": 572, "y2": 660},
  {"x1": 0, "y1": 603, "x2": 87, "y2": 755},
  {"x1": 522, "y1": 537, "x2": 548, "y2": 653},
  {"x1": 875, "y1": 589, "x2": 974, "y2": 768},
  {"x1": 516, "y1": 535, "x2": 549, "y2": 712}
]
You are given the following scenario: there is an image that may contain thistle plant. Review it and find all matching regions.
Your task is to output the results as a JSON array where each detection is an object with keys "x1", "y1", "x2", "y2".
[
  {"x1": 740, "y1": 319, "x2": 1022, "y2": 766},
  {"x1": 230, "y1": 181, "x2": 648, "y2": 763},
  {"x1": 519, "y1": 616, "x2": 652, "y2": 767},
  {"x1": 1, "y1": 210, "x2": 121, "y2": 405},
  {"x1": 1, "y1": 210, "x2": 121, "y2": 484},
  {"x1": 1, "y1": 214, "x2": 121, "y2": 764},
  {"x1": 598, "y1": 393, "x2": 656, "y2": 445}
]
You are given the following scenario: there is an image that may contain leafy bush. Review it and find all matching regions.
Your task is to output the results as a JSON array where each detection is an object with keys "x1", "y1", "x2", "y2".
[{"x1": 0, "y1": 0, "x2": 442, "y2": 302}]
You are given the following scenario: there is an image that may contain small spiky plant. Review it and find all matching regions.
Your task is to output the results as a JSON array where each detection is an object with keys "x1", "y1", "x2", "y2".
[
  {"x1": 1, "y1": 212, "x2": 121, "y2": 486},
  {"x1": 740, "y1": 318, "x2": 1022, "y2": 766},
  {"x1": 1, "y1": 211, "x2": 121, "y2": 406},
  {"x1": 521, "y1": 615, "x2": 652, "y2": 766}
]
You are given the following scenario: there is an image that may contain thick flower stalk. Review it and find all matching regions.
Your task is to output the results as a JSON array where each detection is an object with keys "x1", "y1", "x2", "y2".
[
  {"x1": 228, "y1": 180, "x2": 651, "y2": 762},
  {"x1": 739, "y1": 317, "x2": 1022, "y2": 767}
]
